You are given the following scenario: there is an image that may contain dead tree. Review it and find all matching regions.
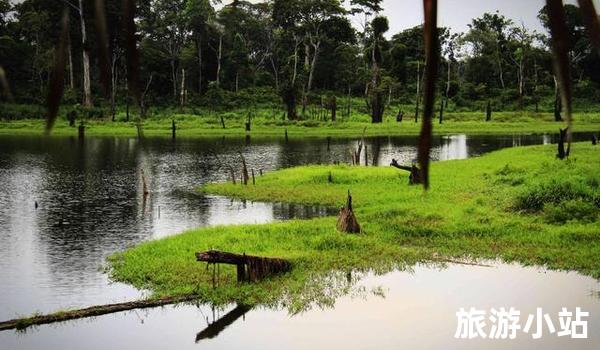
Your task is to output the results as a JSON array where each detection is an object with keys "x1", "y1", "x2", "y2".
[
  {"x1": 336, "y1": 190, "x2": 361, "y2": 233},
  {"x1": 557, "y1": 127, "x2": 571, "y2": 160},
  {"x1": 390, "y1": 159, "x2": 422, "y2": 185},
  {"x1": 240, "y1": 153, "x2": 249, "y2": 185},
  {"x1": 592, "y1": 135, "x2": 598, "y2": 145},
  {"x1": 330, "y1": 96, "x2": 337, "y2": 121},
  {"x1": 195, "y1": 250, "x2": 291, "y2": 283},
  {"x1": 486, "y1": 101, "x2": 492, "y2": 122}
]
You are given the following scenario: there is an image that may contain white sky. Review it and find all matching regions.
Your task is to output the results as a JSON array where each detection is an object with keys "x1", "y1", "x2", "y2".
[{"x1": 226, "y1": 0, "x2": 600, "y2": 36}]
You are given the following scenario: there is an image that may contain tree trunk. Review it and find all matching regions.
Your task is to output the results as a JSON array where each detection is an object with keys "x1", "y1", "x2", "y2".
[
  {"x1": 180, "y1": 68, "x2": 186, "y2": 107},
  {"x1": 79, "y1": 0, "x2": 92, "y2": 106},
  {"x1": 216, "y1": 35, "x2": 223, "y2": 87},
  {"x1": 415, "y1": 60, "x2": 421, "y2": 123},
  {"x1": 68, "y1": 31, "x2": 74, "y2": 91},
  {"x1": 390, "y1": 159, "x2": 422, "y2": 185},
  {"x1": 197, "y1": 34, "x2": 203, "y2": 93}
]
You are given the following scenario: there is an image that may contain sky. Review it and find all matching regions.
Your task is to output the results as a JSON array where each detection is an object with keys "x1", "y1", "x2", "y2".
[
  {"x1": 378, "y1": 0, "x2": 598, "y2": 35},
  {"x1": 222, "y1": 0, "x2": 600, "y2": 36}
]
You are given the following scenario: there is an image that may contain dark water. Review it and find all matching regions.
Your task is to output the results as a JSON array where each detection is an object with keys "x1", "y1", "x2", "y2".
[{"x1": 0, "y1": 133, "x2": 598, "y2": 349}]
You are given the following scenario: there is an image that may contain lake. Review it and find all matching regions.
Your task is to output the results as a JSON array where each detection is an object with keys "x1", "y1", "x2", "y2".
[{"x1": 0, "y1": 133, "x2": 598, "y2": 349}]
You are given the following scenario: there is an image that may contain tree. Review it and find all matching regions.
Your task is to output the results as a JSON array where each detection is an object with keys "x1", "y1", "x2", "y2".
[
  {"x1": 185, "y1": 0, "x2": 216, "y2": 94},
  {"x1": 462, "y1": 12, "x2": 512, "y2": 91},
  {"x1": 507, "y1": 24, "x2": 534, "y2": 108},
  {"x1": 369, "y1": 16, "x2": 388, "y2": 123}
]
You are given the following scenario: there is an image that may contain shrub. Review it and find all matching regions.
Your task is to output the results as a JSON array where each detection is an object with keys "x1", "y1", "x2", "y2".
[{"x1": 544, "y1": 199, "x2": 599, "y2": 224}]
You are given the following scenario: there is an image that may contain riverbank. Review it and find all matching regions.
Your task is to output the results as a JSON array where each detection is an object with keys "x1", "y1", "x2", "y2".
[
  {"x1": 107, "y1": 142, "x2": 600, "y2": 311},
  {"x1": 1, "y1": 112, "x2": 600, "y2": 138}
]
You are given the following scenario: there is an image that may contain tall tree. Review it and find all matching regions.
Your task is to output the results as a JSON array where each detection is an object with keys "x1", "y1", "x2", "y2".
[
  {"x1": 185, "y1": 0, "x2": 216, "y2": 94},
  {"x1": 369, "y1": 16, "x2": 388, "y2": 123}
]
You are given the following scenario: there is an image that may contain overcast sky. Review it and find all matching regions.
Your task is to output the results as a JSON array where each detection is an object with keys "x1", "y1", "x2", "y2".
[
  {"x1": 378, "y1": 0, "x2": 599, "y2": 35},
  {"x1": 224, "y1": 0, "x2": 600, "y2": 36}
]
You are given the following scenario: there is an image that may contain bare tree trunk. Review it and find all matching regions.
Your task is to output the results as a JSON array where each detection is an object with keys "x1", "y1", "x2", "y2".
[
  {"x1": 171, "y1": 58, "x2": 177, "y2": 99},
  {"x1": 197, "y1": 34, "x2": 203, "y2": 93},
  {"x1": 307, "y1": 40, "x2": 319, "y2": 93},
  {"x1": 445, "y1": 60, "x2": 451, "y2": 108},
  {"x1": 111, "y1": 50, "x2": 118, "y2": 121},
  {"x1": 415, "y1": 61, "x2": 421, "y2": 123},
  {"x1": 79, "y1": 0, "x2": 92, "y2": 106},
  {"x1": 180, "y1": 68, "x2": 186, "y2": 107},
  {"x1": 270, "y1": 57, "x2": 279, "y2": 90},
  {"x1": 216, "y1": 34, "x2": 223, "y2": 87},
  {"x1": 235, "y1": 71, "x2": 239, "y2": 93},
  {"x1": 68, "y1": 31, "x2": 74, "y2": 91}
]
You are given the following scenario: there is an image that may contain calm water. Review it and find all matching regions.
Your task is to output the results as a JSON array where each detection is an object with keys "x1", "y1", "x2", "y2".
[
  {"x1": 0, "y1": 263, "x2": 598, "y2": 350},
  {"x1": 0, "y1": 133, "x2": 598, "y2": 348}
]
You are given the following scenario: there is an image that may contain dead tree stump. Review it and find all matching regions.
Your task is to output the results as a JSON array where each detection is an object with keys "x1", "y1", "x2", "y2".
[
  {"x1": 557, "y1": 127, "x2": 570, "y2": 160},
  {"x1": 592, "y1": 135, "x2": 598, "y2": 146},
  {"x1": 336, "y1": 190, "x2": 361, "y2": 233},
  {"x1": 240, "y1": 153, "x2": 249, "y2": 185},
  {"x1": 195, "y1": 250, "x2": 292, "y2": 283},
  {"x1": 390, "y1": 159, "x2": 422, "y2": 185}
]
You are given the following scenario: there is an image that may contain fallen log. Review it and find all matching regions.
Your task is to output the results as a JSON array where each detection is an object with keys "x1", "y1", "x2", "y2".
[
  {"x1": 390, "y1": 159, "x2": 422, "y2": 185},
  {"x1": 0, "y1": 295, "x2": 198, "y2": 331},
  {"x1": 195, "y1": 304, "x2": 251, "y2": 342},
  {"x1": 195, "y1": 250, "x2": 292, "y2": 282}
]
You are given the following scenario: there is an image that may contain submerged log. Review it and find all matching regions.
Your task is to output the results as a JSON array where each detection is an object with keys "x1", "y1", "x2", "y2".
[
  {"x1": 336, "y1": 190, "x2": 361, "y2": 233},
  {"x1": 390, "y1": 159, "x2": 422, "y2": 185},
  {"x1": 195, "y1": 250, "x2": 292, "y2": 282},
  {"x1": 0, "y1": 295, "x2": 198, "y2": 331}
]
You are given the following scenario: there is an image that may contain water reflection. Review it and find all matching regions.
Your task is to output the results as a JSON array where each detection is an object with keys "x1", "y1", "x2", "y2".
[
  {"x1": 0, "y1": 262, "x2": 598, "y2": 350},
  {"x1": 0, "y1": 132, "x2": 595, "y2": 320}
]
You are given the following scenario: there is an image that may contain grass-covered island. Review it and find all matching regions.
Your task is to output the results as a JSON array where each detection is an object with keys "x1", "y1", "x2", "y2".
[{"x1": 108, "y1": 142, "x2": 600, "y2": 311}]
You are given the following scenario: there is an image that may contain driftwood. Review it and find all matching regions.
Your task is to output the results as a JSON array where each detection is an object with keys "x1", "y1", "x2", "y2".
[
  {"x1": 195, "y1": 250, "x2": 292, "y2": 282},
  {"x1": 336, "y1": 190, "x2": 361, "y2": 233},
  {"x1": 390, "y1": 159, "x2": 422, "y2": 185},
  {"x1": 195, "y1": 305, "x2": 251, "y2": 342},
  {"x1": 0, "y1": 295, "x2": 198, "y2": 331}
]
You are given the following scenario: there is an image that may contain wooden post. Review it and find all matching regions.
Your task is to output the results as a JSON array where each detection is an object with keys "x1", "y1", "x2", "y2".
[
  {"x1": 486, "y1": 101, "x2": 492, "y2": 122},
  {"x1": 251, "y1": 169, "x2": 255, "y2": 185},
  {"x1": 172, "y1": 119, "x2": 176, "y2": 140}
]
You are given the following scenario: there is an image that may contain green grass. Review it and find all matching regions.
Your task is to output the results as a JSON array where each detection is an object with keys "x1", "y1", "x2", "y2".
[
  {"x1": 1, "y1": 110, "x2": 600, "y2": 138},
  {"x1": 108, "y1": 142, "x2": 600, "y2": 311}
]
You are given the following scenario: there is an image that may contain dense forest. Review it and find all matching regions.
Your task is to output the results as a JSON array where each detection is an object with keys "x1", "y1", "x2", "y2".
[{"x1": 1, "y1": 0, "x2": 600, "y2": 121}]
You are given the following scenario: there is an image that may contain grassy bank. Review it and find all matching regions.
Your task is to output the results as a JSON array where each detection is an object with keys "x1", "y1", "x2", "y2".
[
  {"x1": 108, "y1": 142, "x2": 600, "y2": 311},
  {"x1": 2, "y1": 111, "x2": 600, "y2": 138}
]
